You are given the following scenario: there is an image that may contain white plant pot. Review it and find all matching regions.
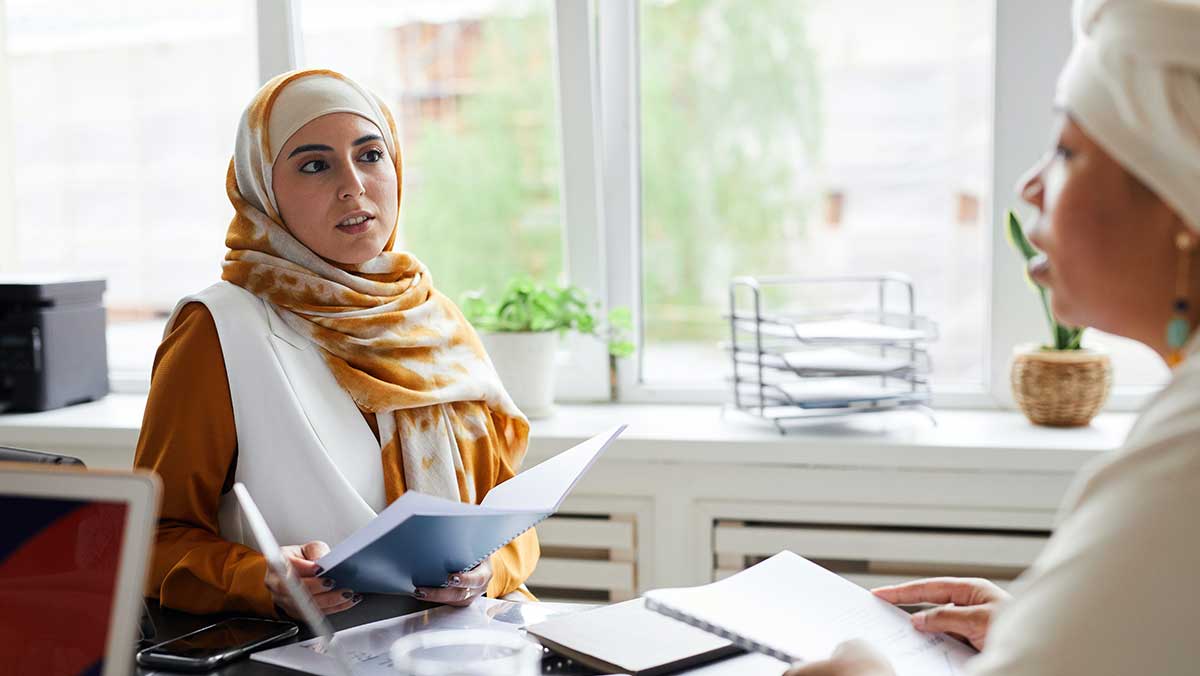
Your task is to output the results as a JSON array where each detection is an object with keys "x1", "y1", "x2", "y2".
[{"x1": 479, "y1": 331, "x2": 559, "y2": 419}]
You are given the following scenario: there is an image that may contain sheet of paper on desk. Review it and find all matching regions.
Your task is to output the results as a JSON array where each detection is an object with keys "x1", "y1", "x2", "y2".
[
  {"x1": 644, "y1": 551, "x2": 976, "y2": 676},
  {"x1": 251, "y1": 598, "x2": 589, "y2": 676}
]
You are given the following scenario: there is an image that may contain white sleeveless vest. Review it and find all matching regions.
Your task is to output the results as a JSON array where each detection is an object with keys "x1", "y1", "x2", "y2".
[{"x1": 165, "y1": 281, "x2": 386, "y2": 550}]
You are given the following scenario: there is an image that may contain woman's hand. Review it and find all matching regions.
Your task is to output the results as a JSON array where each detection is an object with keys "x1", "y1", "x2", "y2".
[
  {"x1": 413, "y1": 559, "x2": 492, "y2": 607},
  {"x1": 265, "y1": 540, "x2": 360, "y2": 618},
  {"x1": 871, "y1": 577, "x2": 1011, "y2": 651},
  {"x1": 783, "y1": 639, "x2": 896, "y2": 676}
]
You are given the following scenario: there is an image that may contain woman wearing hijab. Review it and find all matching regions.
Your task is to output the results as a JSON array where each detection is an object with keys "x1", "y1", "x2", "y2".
[
  {"x1": 134, "y1": 69, "x2": 538, "y2": 618},
  {"x1": 786, "y1": 1, "x2": 1200, "y2": 674}
]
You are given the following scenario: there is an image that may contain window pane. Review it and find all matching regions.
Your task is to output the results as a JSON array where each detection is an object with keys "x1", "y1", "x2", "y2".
[
  {"x1": 639, "y1": 0, "x2": 992, "y2": 387},
  {"x1": 299, "y1": 0, "x2": 563, "y2": 305},
  {"x1": 3, "y1": 0, "x2": 259, "y2": 376}
]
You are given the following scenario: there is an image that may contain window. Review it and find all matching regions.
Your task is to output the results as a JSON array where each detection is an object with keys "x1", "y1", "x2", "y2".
[
  {"x1": 299, "y1": 0, "x2": 564, "y2": 305},
  {"x1": 2, "y1": 0, "x2": 259, "y2": 383},
  {"x1": 0, "y1": 0, "x2": 1170, "y2": 407},
  {"x1": 638, "y1": 0, "x2": 993, "y2": 389}
]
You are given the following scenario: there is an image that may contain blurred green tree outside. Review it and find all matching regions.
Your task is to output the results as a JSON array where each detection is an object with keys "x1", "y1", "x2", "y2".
[
  {"x1": 401, "y1": 6, "x2": 563, "y2": 303},
  {"x1": 402, "y1": 0, "x2": 822, "y2": 343},
  {"x1": 641, "y1": 0, "x2": 822, "y2": 342}
]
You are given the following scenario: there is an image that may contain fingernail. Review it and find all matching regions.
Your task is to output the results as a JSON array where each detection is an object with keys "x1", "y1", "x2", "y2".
[
  {"x1": 450, "y1": 575, "x2": 462, "y2": 586},
  {"x1": 352, "y1": 594, "x2": 362, "y2": 603},
  {"x1": 314, "y1": 566, "x2": 324, "y2": 576},
  {"x1": 911, "y1": 612, "x2": 926, "y2": 628},
  {"x1": 342, "y1": 591, "x2": 355, "y2": 600},
  {"x1": 321, "y1": 578, "x2": 335, "y2": 589},
  {"x1": 413, "y1": 589, "x2": 426, "y2": 599}
]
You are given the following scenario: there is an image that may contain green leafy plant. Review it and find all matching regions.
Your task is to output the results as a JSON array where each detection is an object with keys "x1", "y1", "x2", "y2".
[
  {"x1": 1006, "y1": 210, "x2": 1085, "y2": 350},
  {"x1": 462, "y1": 278, "x2": 635, "y2": 358}
]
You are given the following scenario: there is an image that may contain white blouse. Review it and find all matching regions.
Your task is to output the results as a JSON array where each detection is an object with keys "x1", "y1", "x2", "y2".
[{"x1": 970, "y1": 335, "x2": 1200, "y2": 675}]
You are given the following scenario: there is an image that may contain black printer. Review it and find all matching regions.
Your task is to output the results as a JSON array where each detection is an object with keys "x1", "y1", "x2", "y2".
[{"x1": 0, "y1": 278, "x2": 109, "y2": 412}]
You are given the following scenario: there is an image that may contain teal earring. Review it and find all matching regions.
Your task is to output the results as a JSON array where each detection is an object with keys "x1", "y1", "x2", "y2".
[{"x1": 1167, "y1": 232, "x2": 1197, "y2": 367}]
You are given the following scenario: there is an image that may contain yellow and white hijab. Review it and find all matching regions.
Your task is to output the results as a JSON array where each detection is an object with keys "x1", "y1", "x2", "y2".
[{"x1": 221, "y1": 68, "x2": 528, "y2": 504}]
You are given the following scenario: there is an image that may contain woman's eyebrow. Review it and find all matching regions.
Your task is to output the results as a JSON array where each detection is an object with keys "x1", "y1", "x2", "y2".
[
  {"x1": 287, "y1": 143, "x2": 332, "y2": 159},
  {"x1": 286, "y1": 135, "x2": 381, "y2": 159}
]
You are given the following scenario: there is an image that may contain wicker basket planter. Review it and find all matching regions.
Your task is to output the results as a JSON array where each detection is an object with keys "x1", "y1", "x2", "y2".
[{"x1": 1011, "y1": 344, "x2": 1112, "y2": 427}]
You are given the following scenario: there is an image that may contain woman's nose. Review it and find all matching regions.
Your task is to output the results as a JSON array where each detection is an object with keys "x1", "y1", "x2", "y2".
[
  {"x1": 1016, "y1": 157, "x2": 1047, "y2": 210},
  {"x1": 338, "y1": 166, "x2": 366, "y2": 200}
]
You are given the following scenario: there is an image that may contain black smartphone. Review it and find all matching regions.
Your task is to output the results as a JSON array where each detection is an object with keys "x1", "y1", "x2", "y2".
[{"x1": 135, "y1": 617, "x2": 298, "y2": 671}]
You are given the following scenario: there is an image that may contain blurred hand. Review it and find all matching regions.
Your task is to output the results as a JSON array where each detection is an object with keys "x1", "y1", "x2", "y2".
[
  {"x1": 783, "y1": 639, "x2": 895, "y2": 676},
  {"x1": 413, "y1": 559, "x2": 492, "y2": 607},
  {"x1": 265, "y1": 540, "x2": 360, "y2": 618},
  {"x1": 871, "y1": 577, "x2": 1011, "y2": 651}
]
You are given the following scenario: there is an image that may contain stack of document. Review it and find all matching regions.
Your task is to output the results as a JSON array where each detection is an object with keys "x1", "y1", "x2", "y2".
[
  {"x1": 735, "y1": 380, "x2": 926, "y2": 409},
  {"x1": 734, "y1": 318, "x2": 931, "y2": 345},
  {"x1": 733, "y1": 347, "x2": 917, "y2": 376}
]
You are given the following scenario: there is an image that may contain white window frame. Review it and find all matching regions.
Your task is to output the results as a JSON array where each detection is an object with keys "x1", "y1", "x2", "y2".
[{"x1": 256, "y1": 0, "x2": 303, "y2": 83}]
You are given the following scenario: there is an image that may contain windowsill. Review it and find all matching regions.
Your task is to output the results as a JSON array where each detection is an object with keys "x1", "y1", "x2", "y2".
[{"x1": 0, "y1": 394, "x2": 1135, "y2": 474}]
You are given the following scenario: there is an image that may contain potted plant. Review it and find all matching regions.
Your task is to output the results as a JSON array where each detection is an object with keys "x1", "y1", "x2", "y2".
[
  {"x1": 1006, "y1": 211, "x2": 1112, "y2": 426},
  {"x1": 462, "y1": 278, "x2": 634, "y2": 418}
]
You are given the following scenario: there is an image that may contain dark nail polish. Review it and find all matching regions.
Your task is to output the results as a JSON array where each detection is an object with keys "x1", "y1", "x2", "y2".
[
  {"x1": 450, "y1": 575, "x2": 462, "y2": 586},
  {"x1": 352, "y1": 594, "x2": 362, "y2": 603},
  {"x1": 322, "y1": 578, "x2": 335, "y2": 589},
  {"x1": 413, "y1": 589, "x2": 426, "y2": 599},
  {"x1": 342, "y1": 591, "x2": 354, "y2": 600},
  {"x1": 314, "y1": 566, "x2": 325, "y2": 576}
]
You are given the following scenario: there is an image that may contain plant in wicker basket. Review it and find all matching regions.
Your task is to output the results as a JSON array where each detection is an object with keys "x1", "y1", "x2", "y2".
[{"x1": 1006, "y1": 211, "x2": 1112, "y2": 426}]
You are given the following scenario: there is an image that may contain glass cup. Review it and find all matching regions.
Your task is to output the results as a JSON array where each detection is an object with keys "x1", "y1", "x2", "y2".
[{"x1": 389, "y1": 628, "x2": 541, "y2": 676}]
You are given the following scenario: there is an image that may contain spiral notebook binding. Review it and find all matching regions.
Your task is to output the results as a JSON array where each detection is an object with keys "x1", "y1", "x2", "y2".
[
  {"x1": 458, "y1": 512, "x2": 553, "y2": 573},
  {"x1": 644, "y1": 596, "x2": 796, "y2": 665}
]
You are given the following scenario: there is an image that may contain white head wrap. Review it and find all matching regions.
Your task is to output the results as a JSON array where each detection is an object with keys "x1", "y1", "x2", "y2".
[{"x1": 1056, "y1": 0, "x2": 1200, "y2": 232}]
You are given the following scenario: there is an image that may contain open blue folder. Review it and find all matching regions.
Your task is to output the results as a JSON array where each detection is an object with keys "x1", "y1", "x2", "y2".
[{"x1": 316, "y1": 424, "x2": 627, "y2": 594}]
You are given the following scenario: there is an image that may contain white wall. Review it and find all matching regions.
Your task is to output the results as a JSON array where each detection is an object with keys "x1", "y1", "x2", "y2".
[{"x1": 988, "y1": 0, "x2": 1074, "y2": 406}]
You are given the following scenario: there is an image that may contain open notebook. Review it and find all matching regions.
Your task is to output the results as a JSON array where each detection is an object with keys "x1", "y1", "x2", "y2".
[
  {"x1": 644, "y1": 551, "x2": 976, "y2": 675},
  {"x1": 317, "y1": 425, "x2": 626, "y2": 594}
]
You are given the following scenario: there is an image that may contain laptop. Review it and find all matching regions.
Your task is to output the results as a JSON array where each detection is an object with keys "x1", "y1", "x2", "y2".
[
  {"x1": 0, "y1": 463, "x2": 159, "y2": 676},
  {"x1": 233, "y1": 482, "x2": 357, "y2": 676}
]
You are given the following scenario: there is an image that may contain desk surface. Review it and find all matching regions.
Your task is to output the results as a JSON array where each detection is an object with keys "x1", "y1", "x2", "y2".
[
  {"x1": 136, "y1": 596, "x2": 434, "y2": 676},
  {"x1": 134, "y1": 597, "x2": 789, "y2": 676}
]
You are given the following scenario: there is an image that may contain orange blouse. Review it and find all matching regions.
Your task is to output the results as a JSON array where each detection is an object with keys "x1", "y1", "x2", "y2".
[{"x1": 133, "y1": 302, "x2": 539, "y2": 617}]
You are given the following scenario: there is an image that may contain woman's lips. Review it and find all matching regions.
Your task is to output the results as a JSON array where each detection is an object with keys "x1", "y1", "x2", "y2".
[
  {"x1": 1027, "y1": 254, "x2": 1051, "y2": 286},
  {"x1": 336, "y1": 216, "x2": 374, "y2": 234}
]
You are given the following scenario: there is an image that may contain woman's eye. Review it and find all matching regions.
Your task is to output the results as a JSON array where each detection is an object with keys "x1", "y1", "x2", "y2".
[
  {"x1": 300, "y1": 159, "x2": 327, "y2": 174},
  {"x1": 360, "y1": 149, "x2": 384, "y2": 163}
]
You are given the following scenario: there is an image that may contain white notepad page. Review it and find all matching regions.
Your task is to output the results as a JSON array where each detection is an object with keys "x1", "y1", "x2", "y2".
[{"x1": 644, "y1": 551, "x2": 975, "y2": 675}]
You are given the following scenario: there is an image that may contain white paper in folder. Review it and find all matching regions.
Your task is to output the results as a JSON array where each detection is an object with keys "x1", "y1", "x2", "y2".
[{"x1": 644, "y1": 551, "x2": 976, "y2": 675}]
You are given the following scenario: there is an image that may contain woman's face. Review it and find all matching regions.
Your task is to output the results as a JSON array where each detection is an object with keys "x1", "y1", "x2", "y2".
[
  {"x1": 1018, "y1": 115, "x2": 1187, "y2": 351},
  {"x1": 271, "y1": 112, "x2": 398, "y2": 265}
]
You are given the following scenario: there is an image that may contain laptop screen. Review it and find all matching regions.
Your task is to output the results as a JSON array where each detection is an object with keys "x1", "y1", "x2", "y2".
[{"x1": 0, "y1": 495, "x2": 128, "y2": 676}]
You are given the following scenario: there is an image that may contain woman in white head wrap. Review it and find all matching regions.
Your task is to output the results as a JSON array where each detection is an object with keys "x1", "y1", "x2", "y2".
[{"x1": 786, "y1": 1, "x2": 1200, "y2": 674}]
